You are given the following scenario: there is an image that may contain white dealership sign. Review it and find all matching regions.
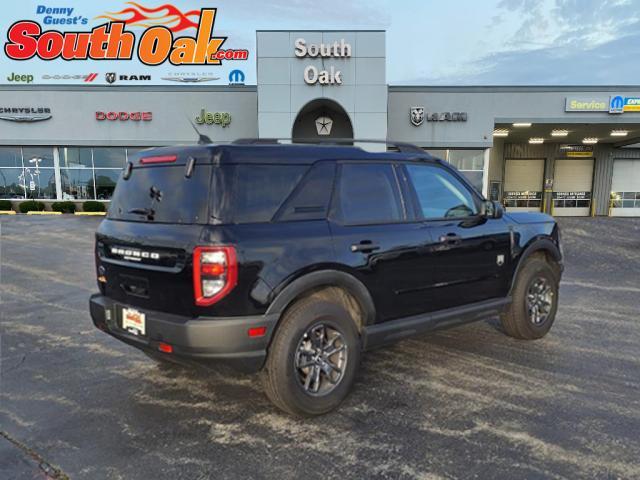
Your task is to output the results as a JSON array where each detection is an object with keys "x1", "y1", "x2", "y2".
[{"x1": 294, "y1": 38, "x2": 351, "y2": 85}]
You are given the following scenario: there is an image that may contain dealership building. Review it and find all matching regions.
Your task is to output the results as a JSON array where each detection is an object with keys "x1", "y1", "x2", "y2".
[{"x1": 1, "y1": 29, "x2": 640, "y2": 217}]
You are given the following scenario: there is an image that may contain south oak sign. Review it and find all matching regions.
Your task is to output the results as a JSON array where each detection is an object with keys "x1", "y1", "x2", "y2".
[
  {"x1": 3, "y1": 8, "x2": 248, "y2": 66},
  {"x1": 294, "y1": 38, "x2": 351, "y2": 85}
]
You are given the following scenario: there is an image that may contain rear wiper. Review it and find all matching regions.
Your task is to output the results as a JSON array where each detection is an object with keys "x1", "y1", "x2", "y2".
[{"x1": 128, "y1": 207, "x2": 155, "y2": 220}]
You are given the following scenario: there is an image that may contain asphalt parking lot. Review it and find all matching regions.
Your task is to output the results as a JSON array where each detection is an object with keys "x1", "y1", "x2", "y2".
[{"x1": 0, "y1": 215, "x2": 639, "y2": 480}]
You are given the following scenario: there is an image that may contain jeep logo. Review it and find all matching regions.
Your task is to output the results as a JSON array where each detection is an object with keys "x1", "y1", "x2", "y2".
[
  {"x1": 195, "y1": 109, "x2": 232, "y2": 127},
  {"x1": 7, "y1": 73, "x2": 34, "y2": 83}
]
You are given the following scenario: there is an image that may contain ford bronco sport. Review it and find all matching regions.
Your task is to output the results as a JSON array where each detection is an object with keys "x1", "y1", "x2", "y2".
[{"x1": 90, "y1": 140, "x2": 563, "y2": 416}]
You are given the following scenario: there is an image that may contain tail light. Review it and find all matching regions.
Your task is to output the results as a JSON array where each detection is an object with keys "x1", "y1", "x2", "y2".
[{"x1": 193, "y1": 246, "x2": 237, "y2": 306}]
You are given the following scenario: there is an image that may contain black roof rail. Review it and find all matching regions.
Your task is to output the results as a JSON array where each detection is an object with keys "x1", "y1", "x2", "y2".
[{"x1": 231, "y1": 138, "x2": 426, "y2": 155}]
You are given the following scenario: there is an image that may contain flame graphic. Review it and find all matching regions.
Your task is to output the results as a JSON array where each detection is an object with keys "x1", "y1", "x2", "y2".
[{"x1": 95, "y1": 2, "x2": 201, "y2": 32}]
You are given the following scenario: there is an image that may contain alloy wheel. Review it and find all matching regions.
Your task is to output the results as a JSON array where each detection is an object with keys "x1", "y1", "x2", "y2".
[
  {"x1": 526, "y1": 277, "x2": 554, "y2": 325},
  {"x1": 294, "y1": 323, "x2": 348, "y2": 396}
]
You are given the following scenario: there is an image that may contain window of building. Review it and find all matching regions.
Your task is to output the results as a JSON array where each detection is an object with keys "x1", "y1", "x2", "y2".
[
  {"x1": 21, "y1": 147, "x2": 56, "y2": 199},
  {"x1": 95, "y1": 170, "x2": 120, "y2": 200},
  {"x1": 1, "y1": 146, "x2": 150, "y2": 201},
  {"x1": 93, "y1": 147, "x2": 127, "y2": 168},
  {"x1": 60, "y1": 168, "x2": 95, "y2": 200},
  {"x1": 421, "y1": 149, "x2": 486, "y2": 193},
  {"x1": 334, "y1": 163, "x2": 403, "y2": 224},
  {"x1": 611, "y1": 192, "x2": 640, "y2": 208},
  {"x1": 447, "y1": 150, "x2": 485, "y2": 192},
  {"x1": 406, "y1": 164, "x2": 478, "y2": 219},
  {"x1": 0, "y1": 147, "x2": 25, "y2": 199}
]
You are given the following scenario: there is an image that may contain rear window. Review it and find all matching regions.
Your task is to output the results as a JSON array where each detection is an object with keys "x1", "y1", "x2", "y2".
[
  {"x1": 108, "y1": 165, "x2": 212, "y2": 224},
  {"x1": 214, "y1": 165, "x2": 308, "y2": 223}
]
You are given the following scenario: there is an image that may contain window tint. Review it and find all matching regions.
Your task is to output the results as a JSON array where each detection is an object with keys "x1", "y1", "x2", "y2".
[
  {"x1": 406, "y1": 164, "x2": 478, "y2": 219},
  {"x1": 335, "y1": 163, "x2": 403, "y2": 224},
  {"x1": 276, "y1": 162, "x2": 335, "y2": 221},
  {"x1": 109, "y1": 165, "x2": 212, "y2": 224},
  {"x1": 216, "y1": 165, "x2": 308, "y2": 223}
]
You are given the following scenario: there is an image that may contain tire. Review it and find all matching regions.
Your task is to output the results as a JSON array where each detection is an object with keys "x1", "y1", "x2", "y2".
[
  {"x1": 500, "y1": 256, "x2": 560, "y2": 340},
  {"x1": 262, "y1": 291, "x2": 361, "y2": 416}
]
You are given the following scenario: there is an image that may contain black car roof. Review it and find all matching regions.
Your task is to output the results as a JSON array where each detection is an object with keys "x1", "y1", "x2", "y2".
[{"x1": 134, "y1": 143, "x2": 439, "y2": 166}]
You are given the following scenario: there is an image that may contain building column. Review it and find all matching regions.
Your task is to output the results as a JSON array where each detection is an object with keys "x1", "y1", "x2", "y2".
[
  {"x1": 592, "y1": 145, "x2": 615, "y2": 216},
  {"x1": 53, "y1": 147, "x2": 62, "y2": 201},
  {"x1": 482, "y1": 148, "x2": 490, "y2": 198}
]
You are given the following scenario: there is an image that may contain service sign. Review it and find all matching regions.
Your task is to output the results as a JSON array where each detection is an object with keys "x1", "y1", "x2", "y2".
[{"x1": 0, "y1": 1, "x2": 250, "y2": 85}]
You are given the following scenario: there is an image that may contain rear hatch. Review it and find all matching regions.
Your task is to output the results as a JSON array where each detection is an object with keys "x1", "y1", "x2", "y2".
[{"x1": 96, "y1": 146, "x2": 214, "y2": 317}]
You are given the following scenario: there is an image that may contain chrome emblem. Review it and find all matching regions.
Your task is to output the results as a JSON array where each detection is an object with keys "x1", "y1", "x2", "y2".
[
  {"x1": 111, "y1": 246, "x2": 160, "y2": 262},
  {"x1": 410, "y1": 107, "x2": 424, "y2": 126}
]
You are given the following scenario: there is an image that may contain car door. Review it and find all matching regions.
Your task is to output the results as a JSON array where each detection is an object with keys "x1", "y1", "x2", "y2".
[
  {"x1": 402, "y1": 162, "x2": 512, "y2": 312},
  {"x1": 328, "y1": 161, "x2": 436, "y2": 321}
]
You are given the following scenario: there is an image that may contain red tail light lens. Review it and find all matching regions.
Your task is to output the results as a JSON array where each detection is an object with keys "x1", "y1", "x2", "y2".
[{"x1": 193, "y1": 246, "x2": 237, "y2": 306}]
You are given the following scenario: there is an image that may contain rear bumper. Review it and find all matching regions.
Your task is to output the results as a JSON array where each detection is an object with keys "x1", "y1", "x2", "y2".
[{"x1": 89, "y1": 294, "x2": 278, "y2": 373}]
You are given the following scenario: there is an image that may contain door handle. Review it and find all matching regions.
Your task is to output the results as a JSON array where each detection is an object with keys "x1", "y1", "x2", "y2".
[
  {"x1": 438, "y1": 233, "x2": 462, "y2": 246},
  {"x1": 351, "y1": 241, "x2": 381, "y2": 253}
]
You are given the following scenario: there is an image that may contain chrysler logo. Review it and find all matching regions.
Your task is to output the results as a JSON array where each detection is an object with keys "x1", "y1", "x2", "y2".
[
  {"x1": 0, "y1": 107, "x2": 52, "y2": 122},
  {"x1": 161, "y1": 76, "x2": 219, "y2": 83}
]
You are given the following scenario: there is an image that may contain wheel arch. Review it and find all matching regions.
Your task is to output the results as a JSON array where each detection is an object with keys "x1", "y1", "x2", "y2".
[
  {"x1": 265, "y1": 269, "x2": 377, "y2": 331},
  {"x1": 508, "y1": 238, "x2": 562, "y2": 295}
]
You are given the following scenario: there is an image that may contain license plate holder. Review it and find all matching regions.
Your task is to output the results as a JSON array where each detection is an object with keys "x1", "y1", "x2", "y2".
[{"x1": 122, "y1": 307, "x2": 146, "y2": 336}]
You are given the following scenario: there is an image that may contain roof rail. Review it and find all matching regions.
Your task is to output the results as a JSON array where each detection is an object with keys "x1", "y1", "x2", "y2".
[{"x1": 231, "y1": 138, "x2": 425, "y2": 155}]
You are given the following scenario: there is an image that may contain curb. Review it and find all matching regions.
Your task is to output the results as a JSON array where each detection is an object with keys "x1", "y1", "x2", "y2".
[
  {"x1": 26, "y1": 211, "x2": 62, "y2": 215},
  {"x1": 0, "y1": 210, "x2": 16, "y2": 215},
  {"x1": 74, "y1": 212, "x2": 106, "y2": 216}
]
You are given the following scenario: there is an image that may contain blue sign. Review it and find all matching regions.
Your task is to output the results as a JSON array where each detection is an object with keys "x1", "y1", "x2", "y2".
[
  {"x1": 610, "y1": 95, "x2": 624, "y2": 114},
  {"x1": 229, "y1": 69, "x2": 245, "y2": 85}
]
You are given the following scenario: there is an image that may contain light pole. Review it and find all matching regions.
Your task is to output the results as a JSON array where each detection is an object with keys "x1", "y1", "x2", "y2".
[{"x1": 28, "y1": 157, "x2": 42, "y2": 198}]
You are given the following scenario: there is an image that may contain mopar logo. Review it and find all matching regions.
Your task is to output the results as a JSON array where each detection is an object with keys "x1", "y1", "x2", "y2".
[
  {"x1": 610, "y1": 95, "x2": 624, "y2": 114},
  {"x1": 229, "y1": 69, "x2": 245, "y2": 84}
]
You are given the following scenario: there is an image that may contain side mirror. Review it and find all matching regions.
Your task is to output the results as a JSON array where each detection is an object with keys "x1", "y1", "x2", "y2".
[{"x1": 482, "y1": 200, "x2": 504, "y2": 219}]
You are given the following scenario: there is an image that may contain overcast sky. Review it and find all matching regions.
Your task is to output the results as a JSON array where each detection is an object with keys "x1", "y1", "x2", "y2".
[{"x1": 2, "y1": 0, "x2": 640, "y2": 85}]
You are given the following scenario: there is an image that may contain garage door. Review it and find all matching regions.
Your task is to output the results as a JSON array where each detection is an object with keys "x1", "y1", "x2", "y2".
[
  {"x1": 503, "y1": 159, "x2": 544, "y2": 212},
  {"x1": 611, "y1": 159, "x2": 640, "y2": 217},
  {"x1": 552, "y1": 158, "x2": 594, "y2": 217}
]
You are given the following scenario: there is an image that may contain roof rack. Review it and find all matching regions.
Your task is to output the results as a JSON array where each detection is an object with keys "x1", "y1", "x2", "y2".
[{"x1": 231, "y1": 138, "x2": 426, "y2": 155}]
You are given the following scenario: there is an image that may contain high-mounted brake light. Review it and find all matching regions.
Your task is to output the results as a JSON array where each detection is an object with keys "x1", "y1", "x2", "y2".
[
  {"x1": 193, "y1": 246, "x2": 238, "y2": 306},
  {"x1": 139, "y1": 155, "x2": 177, "y2": 164}
]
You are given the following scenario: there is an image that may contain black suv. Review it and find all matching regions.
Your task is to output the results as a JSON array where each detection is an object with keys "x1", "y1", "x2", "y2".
[{"x1": 90, "y1": 141, "x2": 563, "y2": 416}]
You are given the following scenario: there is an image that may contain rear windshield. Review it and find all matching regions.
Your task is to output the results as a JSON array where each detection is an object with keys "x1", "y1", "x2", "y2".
[{"x1": 108, "y1": 165, "x2": 212, "y2": 224}]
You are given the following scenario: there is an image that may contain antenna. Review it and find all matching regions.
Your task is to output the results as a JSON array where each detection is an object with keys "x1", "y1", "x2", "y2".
[{"x1": 186, "y1": 116, "x2": 212, "y2": 145}]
